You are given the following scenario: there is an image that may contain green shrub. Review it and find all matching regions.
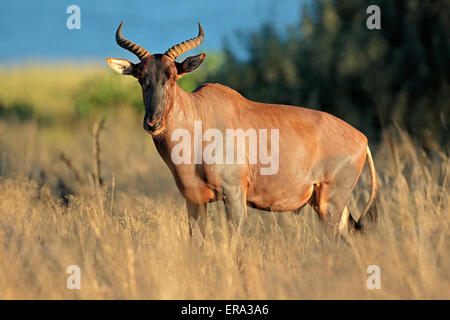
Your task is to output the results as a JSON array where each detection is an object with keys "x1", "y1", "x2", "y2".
[
  {"x1": 0, "y1": 101, "x2": 34, "y2": 121},
  {"x1": 74, "y1": 73, "x2": 142, "y2": 119}
]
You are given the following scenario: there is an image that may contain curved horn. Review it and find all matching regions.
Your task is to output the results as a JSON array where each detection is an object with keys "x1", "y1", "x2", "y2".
[
  {"x1": 165, "y1": 22, "x2": 204, "y2": 60},
  {"x1": 115, "y1": 20, "x2": 150, "y2": 60}
]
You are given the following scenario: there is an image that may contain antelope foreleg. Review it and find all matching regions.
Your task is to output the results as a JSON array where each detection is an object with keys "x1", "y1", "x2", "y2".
[
  {"x1": 223, "y1": 186, "x2": 247, "y2": 236},
  {"x1": 222, "y1": 185, "x2": 248, "y2": 269}
]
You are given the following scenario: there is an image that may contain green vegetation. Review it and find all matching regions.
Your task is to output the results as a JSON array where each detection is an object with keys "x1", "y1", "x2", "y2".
[
  {"x1": 0, "y1": 101, "x2": 34, "y2": 121},
  {"x1": 74, "y1": 73, "x2": 142, "y2": 119},
  {"x1": 208, "y1": 0, "x2": 450, "y2": 150}
]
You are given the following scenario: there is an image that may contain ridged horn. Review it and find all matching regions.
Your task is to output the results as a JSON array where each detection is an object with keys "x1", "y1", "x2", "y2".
[
  {"x1": 115, "y1": 20, "x2": 150, "y2": 60},
  {"x1": 165, "y1": 22, "x2": 204, "y2": 60}
]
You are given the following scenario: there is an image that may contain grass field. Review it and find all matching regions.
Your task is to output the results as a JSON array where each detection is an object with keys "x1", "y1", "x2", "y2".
[{"x1": 0, "y1": 66, "x2": 448, "y2": 299}]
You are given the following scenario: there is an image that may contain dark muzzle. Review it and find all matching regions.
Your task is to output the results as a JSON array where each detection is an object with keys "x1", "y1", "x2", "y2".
[{"x1": 144, "y1": 118, "x2": 162, "y2": 133}]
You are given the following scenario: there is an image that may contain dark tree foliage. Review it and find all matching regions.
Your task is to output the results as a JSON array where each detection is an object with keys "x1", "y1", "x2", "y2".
[{"x1": 209, "y1": 0, "x2": 450, "y2": 150}]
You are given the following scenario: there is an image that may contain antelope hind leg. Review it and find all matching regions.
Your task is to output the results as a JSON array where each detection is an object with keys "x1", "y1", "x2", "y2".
[{"x1": 312, "y1": 183, "x2": 355, "y2": 242}]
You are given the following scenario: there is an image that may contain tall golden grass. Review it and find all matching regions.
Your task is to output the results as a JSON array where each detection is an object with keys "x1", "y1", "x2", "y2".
[{"x1": 0, "y1": 67, "x2": 448, "y2": 299}]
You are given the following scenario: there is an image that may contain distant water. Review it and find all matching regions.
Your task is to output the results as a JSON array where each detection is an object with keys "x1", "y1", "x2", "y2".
[{"x1": 0, "y1": 0, "x2": 303, "y2": 64}]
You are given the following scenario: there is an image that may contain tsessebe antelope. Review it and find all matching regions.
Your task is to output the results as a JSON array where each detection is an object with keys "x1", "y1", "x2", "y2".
[{"x1": 107, "y1": 21, "x2": 379, "y2": 240}]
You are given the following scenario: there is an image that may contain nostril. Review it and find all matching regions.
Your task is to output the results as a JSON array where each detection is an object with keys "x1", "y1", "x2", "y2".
[
  {"x1": 148, "y1": 119, "x2": 161, "y2": 127},
  {"x1": 154, "y1": 121, "x2": 162, "y2": 130},
  {"x1": 145, "y1": 118, "x2": 162, "y2": 132}
]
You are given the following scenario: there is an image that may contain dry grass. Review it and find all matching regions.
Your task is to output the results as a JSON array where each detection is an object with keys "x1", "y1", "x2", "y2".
[{"x1": 0, "y1": 69, "x2": 448, "y2": 299}]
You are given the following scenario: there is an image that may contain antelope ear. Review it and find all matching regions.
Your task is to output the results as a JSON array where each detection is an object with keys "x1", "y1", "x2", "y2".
[
  {"x1": 106, "y1": 58, "x2": 134, "y2": 75},
  {"x1": 176, "y1": 53, "x2": 206, "y2": 77}
]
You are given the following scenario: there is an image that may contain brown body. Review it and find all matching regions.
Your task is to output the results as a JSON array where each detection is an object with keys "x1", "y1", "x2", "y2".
[
  {"x1": 155, "y1": 83, "x2": 367, "y2": 210},
  {"x1": 107, "y1": 21, "x2": 379, "y2": 239}
]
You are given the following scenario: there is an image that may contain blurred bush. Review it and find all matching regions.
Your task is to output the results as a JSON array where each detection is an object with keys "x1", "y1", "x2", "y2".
[
  {"x1": 0, "y1": 102, "x2": 34, "y2": 121},
  {"x1": 209, "y1": 0, "x2": 450, "y2": 150},
  {"x1": 74, "y1": 73, "x2": 142, "y2": 119}
]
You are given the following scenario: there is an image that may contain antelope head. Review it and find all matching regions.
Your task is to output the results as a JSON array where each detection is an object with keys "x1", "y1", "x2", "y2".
[{"x1": 106, "y1": 21, "x2": 206, "y2": 135}]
